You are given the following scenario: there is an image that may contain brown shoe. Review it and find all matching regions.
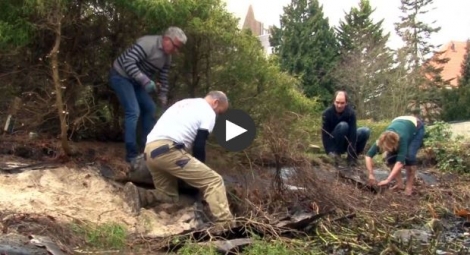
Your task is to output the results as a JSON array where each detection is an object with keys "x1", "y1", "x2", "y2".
[{"x1": 123, "y1": 182, "x2": 142, "y2": 215}]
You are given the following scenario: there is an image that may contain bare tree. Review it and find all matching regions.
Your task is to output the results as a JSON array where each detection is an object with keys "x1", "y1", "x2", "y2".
[{"x1": 47, "y1": 2, "x2": 73, "y2": 155}]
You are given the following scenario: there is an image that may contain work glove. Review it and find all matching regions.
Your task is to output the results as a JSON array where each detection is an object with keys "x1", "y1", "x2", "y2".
[{"x1": 144, "y1": 81, "x2": 157, "y2": 93}]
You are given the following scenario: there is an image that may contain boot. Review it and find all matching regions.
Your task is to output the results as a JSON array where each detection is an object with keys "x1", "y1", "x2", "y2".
[
  {"x1": 124, "y1": 182, "x2": 182, "y2": 214},
  {"x1": 144, "y1": 189, "x2": 178, "y2": 205}
]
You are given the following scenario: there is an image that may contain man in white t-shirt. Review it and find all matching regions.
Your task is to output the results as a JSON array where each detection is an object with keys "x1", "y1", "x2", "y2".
[{"x1": 122, "y1": 91, "x2": 234, "y2": 225}]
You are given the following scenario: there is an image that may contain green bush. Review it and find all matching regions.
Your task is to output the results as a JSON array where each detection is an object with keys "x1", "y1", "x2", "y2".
[{"x1": 423, "y1": 121, "x2": 470, "y2": 173}]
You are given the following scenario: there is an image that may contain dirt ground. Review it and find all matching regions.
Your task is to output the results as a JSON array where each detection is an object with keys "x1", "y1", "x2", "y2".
[
  {"x1": 1, "y1": 134, "x2": 470, "y2": 254},
  {"x1": 0, "y1": 160, "x2": 136, "y2": 227},
  {"x1": 0, "y1": 135, "x2": 222, "y2": 242},
  {"x1": 0, "y1": 155, "x2": 208, "y2": 239}
]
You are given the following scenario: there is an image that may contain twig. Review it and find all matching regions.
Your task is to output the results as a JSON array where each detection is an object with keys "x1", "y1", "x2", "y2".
[{"x1": 332, "y1": 213, "x2": 356, "y2": 222}]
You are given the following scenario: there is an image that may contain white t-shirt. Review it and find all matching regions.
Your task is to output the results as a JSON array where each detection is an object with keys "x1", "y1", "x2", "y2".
[{"x1": 146, "y1": 98, "x2": 216, "y2": 149}]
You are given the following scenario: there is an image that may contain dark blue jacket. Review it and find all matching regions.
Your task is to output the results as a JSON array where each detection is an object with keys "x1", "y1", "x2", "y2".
[{"x1": 321, "y1": 104, "x2": 357, "y2": 154}]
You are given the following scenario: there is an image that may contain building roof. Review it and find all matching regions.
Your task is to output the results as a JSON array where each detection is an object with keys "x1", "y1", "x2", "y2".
[
  {"x1": 242, "y1": 4, "x2": 263, "y2": 35},
  {"x1": 433, "y1": 41, "x2": 468, "y2": 87}
]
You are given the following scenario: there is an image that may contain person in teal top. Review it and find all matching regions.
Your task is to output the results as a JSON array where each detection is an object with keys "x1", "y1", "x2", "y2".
[{"x1": 365, "y1": 115, "x2": 425, "y2": 196}]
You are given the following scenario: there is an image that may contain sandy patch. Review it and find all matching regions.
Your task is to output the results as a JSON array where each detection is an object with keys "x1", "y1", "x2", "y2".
[{"x1": 0, "y1": 164, "x2": 199, "y2": 238}]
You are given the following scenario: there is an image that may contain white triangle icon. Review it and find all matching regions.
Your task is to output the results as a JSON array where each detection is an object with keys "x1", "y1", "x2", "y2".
[{"x1": 226, "y1": 120, "x2": 247, "y2": 142}]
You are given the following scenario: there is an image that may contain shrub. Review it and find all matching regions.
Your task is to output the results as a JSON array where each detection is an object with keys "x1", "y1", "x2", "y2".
[{"x1": 423, "y1": 121, "x2": 470, "y2": 174}]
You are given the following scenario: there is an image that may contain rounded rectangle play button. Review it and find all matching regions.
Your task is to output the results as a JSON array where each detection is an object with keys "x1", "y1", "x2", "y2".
[{"x1": 213, "y1": 109, "x2": 256, "y2": 152}]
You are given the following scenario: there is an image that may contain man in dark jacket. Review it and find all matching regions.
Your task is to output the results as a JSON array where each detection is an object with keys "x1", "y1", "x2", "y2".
[{"x1": 321, "y1": 91, "x2": 371, "y2": 166}]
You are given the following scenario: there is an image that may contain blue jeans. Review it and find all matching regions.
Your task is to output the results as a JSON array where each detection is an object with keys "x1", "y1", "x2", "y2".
[
  {"x1": 331, "y1": 121, "x2": 371, "y2": 160},
  {"x1": 386, "y1": 122, "x2": 425, "y2": 166},
  {"x1": 109, "y1": 68, "x2": 157, "y2": 162}
]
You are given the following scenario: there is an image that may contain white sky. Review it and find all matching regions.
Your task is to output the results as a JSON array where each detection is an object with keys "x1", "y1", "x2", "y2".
[{"x1": 222, "y1": 0, "x2": 470, "y2": 50}]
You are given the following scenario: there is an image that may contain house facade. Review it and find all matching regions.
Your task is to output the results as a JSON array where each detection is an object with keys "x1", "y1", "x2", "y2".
[
  {"x1": 409, "y1": 40, "x2": 468, "y2": 121},
  {"x1": 242, "y1": 5, "x2": 274, "y2": 56},
  {"x1": 223, "y1": 1, "x2": 274, "y2": 56},
  {"x1": 436, "y1": 41, "x2": 467, "y2": 89}
]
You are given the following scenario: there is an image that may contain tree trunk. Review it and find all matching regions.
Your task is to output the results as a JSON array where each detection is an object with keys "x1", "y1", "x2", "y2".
[{"x1": 49, "y1": 7, "x2": 72, "y2": 156}]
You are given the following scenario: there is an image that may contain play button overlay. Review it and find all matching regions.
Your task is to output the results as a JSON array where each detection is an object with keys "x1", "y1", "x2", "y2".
[
  {"x1": 214, "y1": 109, "x2": 256, "y2": 152},
  {"x1": 226, "y1": 120, "x2": 247, "y2": 141}
]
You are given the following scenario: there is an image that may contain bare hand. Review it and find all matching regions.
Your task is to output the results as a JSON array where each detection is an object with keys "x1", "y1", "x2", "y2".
[
  {"x1": 378, "y1": 179, "x2": 391, "y2": 186},
  {"x1": 368, "y1": 174, "x2": 377, "y2": 185}
]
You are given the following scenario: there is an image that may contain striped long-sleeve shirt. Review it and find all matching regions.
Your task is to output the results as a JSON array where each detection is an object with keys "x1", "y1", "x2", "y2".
[{"x1": 113, "y1": 35, "x2": 171, "y2": 96}]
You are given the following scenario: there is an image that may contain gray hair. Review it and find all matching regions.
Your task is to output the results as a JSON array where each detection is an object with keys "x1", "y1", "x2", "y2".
[
  {"x1": 164, "y1": 26, "x2": 187, "y2": 44},
  {"x1": 207, "y1": 91, "x2": 228, "y2": 103}
]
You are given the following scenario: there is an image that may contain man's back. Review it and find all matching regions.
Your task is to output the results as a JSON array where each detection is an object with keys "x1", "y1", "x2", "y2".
[{"x1": 146, "y1": 98, "x2": 216, "y2": 149}]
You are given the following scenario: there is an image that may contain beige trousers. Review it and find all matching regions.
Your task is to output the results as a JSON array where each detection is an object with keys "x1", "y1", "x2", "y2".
[{"x1": 144, "y1": 139, "x2": 233, "y2": 222}]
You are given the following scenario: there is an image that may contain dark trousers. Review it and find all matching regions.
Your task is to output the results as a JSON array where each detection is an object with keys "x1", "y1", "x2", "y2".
[{"x1": 329, "y1": 121, "x2": 371, "y2": 160}]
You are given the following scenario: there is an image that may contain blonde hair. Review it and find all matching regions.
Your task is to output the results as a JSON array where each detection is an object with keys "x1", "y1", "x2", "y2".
[{"x1": 377, "y1": 131, "x2": 399, "y2": 152}]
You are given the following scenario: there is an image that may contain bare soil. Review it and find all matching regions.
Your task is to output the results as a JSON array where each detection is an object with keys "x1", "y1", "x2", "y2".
[
  {"x1": 0, "y1": 134, "x2": 469, "y2": 254},
  {"x1": 0, "y1": 160, "x2": 137, "y2": 228},
  {"x1": 0, "y1": 135, "x2": 223, "y2": 246}
]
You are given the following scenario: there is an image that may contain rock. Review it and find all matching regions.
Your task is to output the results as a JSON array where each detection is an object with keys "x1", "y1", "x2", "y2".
[
  {"x1": 135, "y1": 200, "x2": 209, "y2": 238},
  {"x1": 373, "y1": 168, "x2": 438, "y2": 186},
  {"x1": 337, "y1": 168, "x2": 385, "y2": 194},
  {"x1": 393, "y1": 229, "x2": 431, "y2": 244},
  {"x1": 198, "y1": 238, "x2": 253, "y2": 253},
  {"x1": 136, "y1": 208, "x2": 194, "y2": 238},
  {"x1": 29, "y1": 235, "x2": 65, "y2": 255},
  {"x1": 308, "y1": 144, "x2": 321, "y2": 153},
  {"x1": 0, "y1": 233, "x2": 49, "y2": 255}
]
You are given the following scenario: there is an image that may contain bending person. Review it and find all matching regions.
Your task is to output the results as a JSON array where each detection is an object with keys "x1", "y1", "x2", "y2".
[
  {"x1": 109, "y1": 27, "x2": 187, "y2": 164},
  {"x1": 122, "y1": 91, "x2": 235, "y2": 226},
  {"x1": 365, "y1": 116, "x2": 425, "y2": 196}
]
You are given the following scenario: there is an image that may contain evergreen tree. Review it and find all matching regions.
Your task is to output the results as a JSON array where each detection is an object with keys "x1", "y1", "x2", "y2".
[
  {"x1": 441, "y1": 40, "x2": 470, "y2": 121},
  {"x1": 269, "y1": 0, "x2": 339, "y2": 106},
  {"x1": 333, "y1": 0, "x2": 393, "y2": 118},
  {"x1": 336, "y1": 0, "x2": 388, "y2": 54},
  {"x1": 394, "y1": 0, "x2": 450, "y2": 120},
  {"x1": 458, "y1": 40, "x2": 470, "y2": 87}
]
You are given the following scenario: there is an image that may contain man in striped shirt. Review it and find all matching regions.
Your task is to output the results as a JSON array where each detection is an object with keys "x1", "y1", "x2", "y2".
[{"x1": 109, "y1": 26, "x2": 187, "y2": 163}]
